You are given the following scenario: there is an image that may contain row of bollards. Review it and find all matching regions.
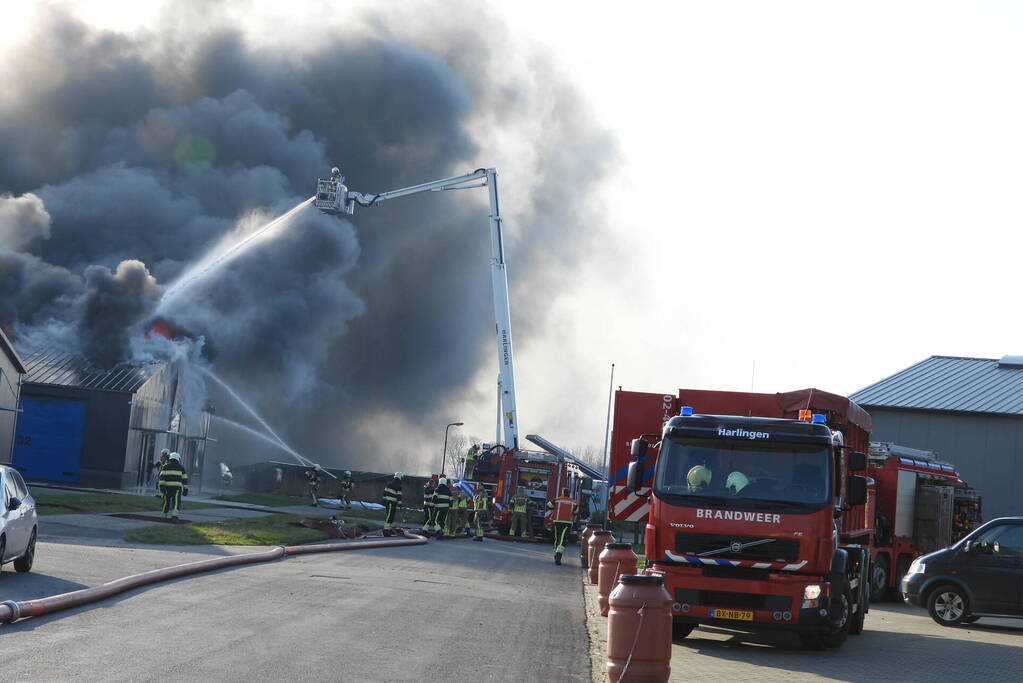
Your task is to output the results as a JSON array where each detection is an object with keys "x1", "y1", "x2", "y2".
[{"x1": 582, "y1": 525, "x2": 672, "y2": 683}]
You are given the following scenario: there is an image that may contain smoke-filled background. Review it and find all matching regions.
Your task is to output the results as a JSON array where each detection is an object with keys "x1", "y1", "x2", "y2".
[{"x1": 0, "y1": 1, "x2": 616, "y2": 473}]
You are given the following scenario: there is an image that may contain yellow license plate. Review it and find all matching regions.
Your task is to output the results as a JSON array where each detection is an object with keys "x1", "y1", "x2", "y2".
[{"x1": 711, "y1": 608, "x2": 754, "y2": 621}]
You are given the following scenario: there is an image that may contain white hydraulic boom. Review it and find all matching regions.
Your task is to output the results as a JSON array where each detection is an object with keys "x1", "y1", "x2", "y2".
[{"x1": 315, "y1": 167, "x2": 520, "y2": 449}]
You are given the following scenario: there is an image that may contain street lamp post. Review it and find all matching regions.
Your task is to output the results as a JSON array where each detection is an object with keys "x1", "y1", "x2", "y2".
[{"x1": 442, "y1": 421, "x2": 464, "y2": 476}]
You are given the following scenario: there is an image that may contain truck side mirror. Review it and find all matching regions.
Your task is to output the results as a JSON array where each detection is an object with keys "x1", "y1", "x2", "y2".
[
  {"x1": 848, "y1": 451, "x2": 867, "y2": 472},
  {"x1": 847, "y1": 476, "x2": 868, "y2": 506},
  {"x1": 627, "y1": 460, "x2": 643, "y2": 493},
  {"x1": 630, "y1": 439, "x2": 648, "y2": 459}
]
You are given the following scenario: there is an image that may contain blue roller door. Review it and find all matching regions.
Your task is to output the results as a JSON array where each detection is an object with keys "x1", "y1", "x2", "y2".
[{"x1": 12, "y1": 396, "x2": 85, "y2": 482}]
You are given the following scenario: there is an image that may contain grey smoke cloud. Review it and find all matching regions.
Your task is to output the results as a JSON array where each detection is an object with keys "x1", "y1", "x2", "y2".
[
  {"x1": 76, "y1": 260, "x2": 162, "y2": 368},
  {"x1": 0, "y1": 2, "x2": 616, "y2": 471},
  {"x1": 0, "y1": 193, "x2": 50, "y2": 249}
]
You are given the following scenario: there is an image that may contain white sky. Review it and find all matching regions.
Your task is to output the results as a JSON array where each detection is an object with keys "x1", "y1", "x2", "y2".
[
  {"x1": 491, "y1": 1, "x2": 1023, "y2": 452},
  {"x1": 5, "y1": 1, "x2": 1023, "y2": 456}
]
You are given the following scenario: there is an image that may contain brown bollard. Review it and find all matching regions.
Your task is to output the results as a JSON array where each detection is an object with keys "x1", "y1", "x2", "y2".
[
  {"x1": 587, "y1": 530, "x2": 615, "y2": 585},
  {"x1": 579, "y1": 524, "x2": 602, "y2": 569},
  {"x1": 598, "y1": 542, "x2": 639, "y2": 617},
  {"x1": 607, "y1": 574, "x2": 672, "y2": 683}
]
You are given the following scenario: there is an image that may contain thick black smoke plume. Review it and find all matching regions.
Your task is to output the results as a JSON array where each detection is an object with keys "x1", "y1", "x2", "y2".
[{"x1": 0, "y1": 2, "x2": 615, "y2": 472}]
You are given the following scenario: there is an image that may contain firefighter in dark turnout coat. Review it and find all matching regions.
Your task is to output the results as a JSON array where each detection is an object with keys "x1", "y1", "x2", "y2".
[
  {"x1": 432, "y1": 478, "x2": 452, "y2": 537},
  {"x1": 383, "y1": 472, "x2": 404, "y2": 531},
  {"x1": 158, "y1": 452, "x2": 189, "y2": 520}
]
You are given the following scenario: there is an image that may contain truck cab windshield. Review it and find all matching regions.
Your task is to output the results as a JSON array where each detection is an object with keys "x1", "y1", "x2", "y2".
[{"x1": 654, "y1": 436, "x2": 832, "y2": 511}]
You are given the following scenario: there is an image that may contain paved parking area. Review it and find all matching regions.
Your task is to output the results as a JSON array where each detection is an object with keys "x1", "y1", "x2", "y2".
[{"x1": 585, "y1": 582, "x2": 1022, "y2": 682}]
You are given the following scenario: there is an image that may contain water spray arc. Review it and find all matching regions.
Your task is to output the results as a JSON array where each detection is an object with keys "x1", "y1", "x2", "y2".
[
  {"x1": 198, "y1": 365, "x2": 338, "y2": 480},
  {"x1": 158, "y1": 197, "x2": 314, "y2": 312}
]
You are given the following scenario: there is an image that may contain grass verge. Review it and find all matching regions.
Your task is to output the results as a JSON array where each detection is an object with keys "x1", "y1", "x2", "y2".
[
  {"x1": 33, "y1": 490, "x2": 213, "y2": 516},
  {"x1": 121, "y1": 514, "x2": 375, "y2": 545}
]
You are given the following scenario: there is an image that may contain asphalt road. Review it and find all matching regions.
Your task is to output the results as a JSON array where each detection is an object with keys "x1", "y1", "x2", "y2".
[{"x1": 1, "y1": 537, "x2": 589, "y2": 682}]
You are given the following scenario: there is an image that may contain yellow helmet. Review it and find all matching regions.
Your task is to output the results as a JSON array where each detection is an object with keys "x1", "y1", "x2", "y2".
[
  {"x1": 687, "y1": 465, "x2": 712, "y2": 488},
  {"x1": 726, "y1": 471, "x2": 750, "y2": 494}
]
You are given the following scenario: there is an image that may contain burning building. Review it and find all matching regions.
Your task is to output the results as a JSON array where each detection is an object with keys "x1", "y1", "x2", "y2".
[{"x1": 12, "y1": 349, "x2": 215, "y2": 491}]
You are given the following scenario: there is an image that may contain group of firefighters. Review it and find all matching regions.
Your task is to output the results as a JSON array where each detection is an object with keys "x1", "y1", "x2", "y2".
[
  {"x1": 303, "y1": 465, "x2": 355, "y2": 509},
  {"x1": 418, "y1": 477, "x2": 579, "y2": 564},
  {"x1": 301, "y1": 464, "x2": 582, "y2": 565},
  {"x1": 419, "y1": 476, "x2": 490, "y2": 541}
]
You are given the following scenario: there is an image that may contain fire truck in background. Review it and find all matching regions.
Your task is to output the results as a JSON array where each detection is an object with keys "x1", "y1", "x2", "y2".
[
  {"x1": 863, "y1": 441, "x2": 982, "y2": 599},
  {"x1": 612, "y1": 386, "x2": 980, "y2": 649},
  {"x1": 464, "y1": 435, "x2": 603, "y2": 537}
]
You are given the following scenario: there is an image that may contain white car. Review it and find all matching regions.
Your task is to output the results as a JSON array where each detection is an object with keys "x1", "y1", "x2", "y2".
[{"x1": 1, "y1": 464, "x2": 37, "y2": 574}]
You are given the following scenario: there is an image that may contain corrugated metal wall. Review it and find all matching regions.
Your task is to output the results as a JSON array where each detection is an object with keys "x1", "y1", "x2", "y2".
[
  {"x1": 0, "y1": 351, "x2": 23, "y2": 465},
  {"x1": 867, "y1": 407, "x2": 1021, "y2": 521},
  {"x1": 125, "y1": 363, "x2": 177, "y2": 487}
]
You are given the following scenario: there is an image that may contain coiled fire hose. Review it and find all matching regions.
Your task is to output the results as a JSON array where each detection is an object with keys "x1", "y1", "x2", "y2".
[{"x1": 0, "y1": 531, "x2": 426, "y2": 625}]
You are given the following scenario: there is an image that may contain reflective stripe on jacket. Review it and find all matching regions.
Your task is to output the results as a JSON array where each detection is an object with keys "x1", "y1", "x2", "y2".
[
  {"x1": 159, "y1": 464, "x2": 189, "y2": 488},
  {"x1": 383, "y1": 477, "x2": 403, "y2": 503},
  {"x1": 473, "y1": 495, "x2": 488, "y2": 511},
  {"x1": 511, "y1": 496, "x2": 528, "y2": 513},
  {"x1": 547, "y1": 497, "x2": 576, "y2": 523},
  {"x1": 433, "y1": 485, "x2": 452, "y2": 509}
]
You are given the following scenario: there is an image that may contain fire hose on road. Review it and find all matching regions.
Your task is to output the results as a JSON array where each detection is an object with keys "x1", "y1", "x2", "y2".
[{"x1": 0, "y1": 531, "x2": 427, "y2": 626}]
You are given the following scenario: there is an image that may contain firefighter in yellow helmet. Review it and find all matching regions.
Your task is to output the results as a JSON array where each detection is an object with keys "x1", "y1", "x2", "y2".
[
  {"x1": 508, "y1": 488, "x2": 532, "y2": 538},
  {"x1": 726, "y1": 471, "x2": 750, "y2": 495},
  {"x1": 687, "y1": 465, "x2": 712, "y2": 492},
  {"x1": 472, "y1": 484, "x2": 489, "y2": 541},
  {"x1": 305, "y1": 464, "x2": 323, "y2": 507},
  {"x1": 338, "y1": 470, "x2": 353, "y2": 510}
]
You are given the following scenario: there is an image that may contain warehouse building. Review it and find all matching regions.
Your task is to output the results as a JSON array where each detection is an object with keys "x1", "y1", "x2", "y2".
[
  {"x1": 0, "y1": 330, "x2": 26, "y2": 466},
  {"x1": 851, "y1": 355, "x2": 1023, "y2": 521},
  {"x1": 11, "y1": 350, "x2": 215, "y2": 490}
]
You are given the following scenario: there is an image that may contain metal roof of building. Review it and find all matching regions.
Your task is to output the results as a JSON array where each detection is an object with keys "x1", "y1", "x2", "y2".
[
  {"x1": 23, "y1": 349, "x2": 161, "y2": 393},
  {"x1": 851, "y1": 355, "x2": 1023, "y2": 416}
]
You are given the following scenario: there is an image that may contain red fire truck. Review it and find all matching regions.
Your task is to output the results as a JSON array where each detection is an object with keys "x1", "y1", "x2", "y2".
[
  {"x1": 862, "y1": 441, "x2": 982, "y2": 600},
  {"x1": 612, "y1": 386, "x2": 981, "y2": 648},
  {"x1": 615, "y1": 387, "x2": 874, "y2": 649},
  {"x1": 465, "y1": 439, "x2": 601, "y2": 537}
]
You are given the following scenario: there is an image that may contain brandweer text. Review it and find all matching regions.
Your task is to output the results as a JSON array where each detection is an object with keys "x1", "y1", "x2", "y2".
[{"x1": 696, "y1": 509, "x2": 782, "y2": 523}]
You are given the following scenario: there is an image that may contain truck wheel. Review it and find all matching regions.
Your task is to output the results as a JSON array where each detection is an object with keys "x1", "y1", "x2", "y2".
[
  {"x1": 671, "y1": 620, "x2": 694, "y2": 641},
  {"x1": 927, "y1": 584, "x2": 969, "y2": 626},
  {"x1": 870, "y1": 555, "x2": 889, "y2": 602},
  {"x1": 800, "y1": 586, "x2": 852, "y2": 649}
]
